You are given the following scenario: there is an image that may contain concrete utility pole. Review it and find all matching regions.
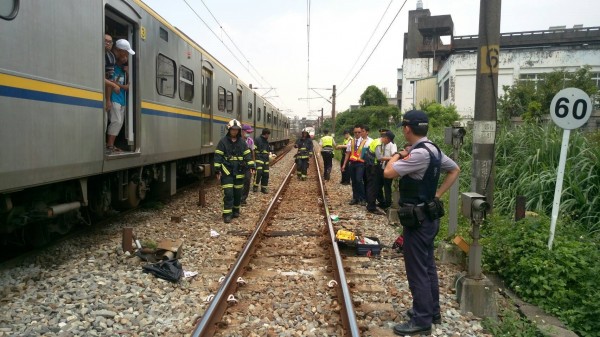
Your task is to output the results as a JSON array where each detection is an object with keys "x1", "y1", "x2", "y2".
[
  {"x1": 471, "y1": 0, "x2": 501, "y2": 209},
  {"x1": 331, "y1": 85, "x2": 336, "y2": 134},
  {"x1": 457, "y1": 0, "x2": 501, "y2": 320}
]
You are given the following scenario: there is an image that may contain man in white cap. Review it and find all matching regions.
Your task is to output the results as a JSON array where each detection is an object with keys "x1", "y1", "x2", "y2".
[{"x1": 106, "y1": 39, "x2": 134, "y2": 153}]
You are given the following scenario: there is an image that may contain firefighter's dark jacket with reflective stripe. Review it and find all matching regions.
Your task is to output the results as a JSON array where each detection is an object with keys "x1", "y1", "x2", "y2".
[
  {"x1": 214, "y1": 135, "x2": 254, "y2": 176},
  {"x1": 254, "y1": 135, "x2": 271, "y2": 162},
  {"x1": 295, "y1": 138, "x2": 313, "y2": 158}
]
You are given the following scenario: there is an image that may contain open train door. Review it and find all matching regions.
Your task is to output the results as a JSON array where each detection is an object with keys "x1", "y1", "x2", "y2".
[{"x1": 104, "y1": 1, "x2": 141, "y2": 156}]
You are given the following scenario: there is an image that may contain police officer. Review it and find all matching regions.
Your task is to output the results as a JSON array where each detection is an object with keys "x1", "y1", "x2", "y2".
[
  {"x1": 295, "y1": 129, "x2": 314, "y2": 180},
  {"x1": 318, "y1": 129, "x2": 336, "y2": 180},
  {"x1": 336, "y1": 130, "x2": 353, "y2": 185},
  {"x1": 214, "y1": 119, "x2": 255, "y2": 223},
  {"x1": 253, "y1": 128, "x2": 271, "y2": 193},
  {"x1": 383, "y1": 110, "x2": 460, "y2": 336}
]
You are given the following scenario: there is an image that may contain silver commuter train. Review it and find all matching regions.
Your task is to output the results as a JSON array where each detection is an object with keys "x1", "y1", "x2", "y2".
[{"x1": 0, "y1": 0, "x2": 290, "y2": 245}]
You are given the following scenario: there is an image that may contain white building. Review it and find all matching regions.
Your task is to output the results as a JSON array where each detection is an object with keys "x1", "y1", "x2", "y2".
[{"x1": 398, "y1": 4, "x2": 600, "y2": 123}]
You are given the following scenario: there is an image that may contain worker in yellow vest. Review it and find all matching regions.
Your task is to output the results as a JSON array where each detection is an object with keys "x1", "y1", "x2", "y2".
[{"x1": 319, "y1": 130, "x2": 336, "y2": 180}]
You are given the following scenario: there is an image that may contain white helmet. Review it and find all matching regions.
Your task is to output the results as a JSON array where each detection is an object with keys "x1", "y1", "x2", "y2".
[{"x1": 227, "y1": 119, "x2": 242, "y2": 130}]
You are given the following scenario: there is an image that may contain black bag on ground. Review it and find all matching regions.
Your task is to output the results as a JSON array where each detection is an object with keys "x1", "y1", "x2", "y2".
[{"x1": 142, "y1": 259, "x2": 183, "y2": 283}]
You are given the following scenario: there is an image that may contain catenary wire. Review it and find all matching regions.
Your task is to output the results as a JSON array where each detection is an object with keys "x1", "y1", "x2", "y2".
[{"x1": 338, "y1": 0, "x2": 409, "y2": 97}]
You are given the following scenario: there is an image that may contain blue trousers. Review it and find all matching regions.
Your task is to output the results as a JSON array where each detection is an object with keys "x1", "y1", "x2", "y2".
[
  {"x1": 349, "y1": 162, "x2": 365, "y2": 202},
  {"x1": 403, "y1": 218, "x2": 440, "y2": 326}
]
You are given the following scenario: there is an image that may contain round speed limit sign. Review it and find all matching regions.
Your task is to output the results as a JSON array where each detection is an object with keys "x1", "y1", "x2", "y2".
[{"x1": 550, "y1": 88, "x2": 592, "y2": 130}]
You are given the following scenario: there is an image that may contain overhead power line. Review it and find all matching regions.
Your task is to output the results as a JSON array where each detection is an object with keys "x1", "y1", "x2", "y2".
[
  {"x1": 338, "y1": 0, "x2": 409, "y2": 97},
  {"x1": 338, "y1": 0, "x2": 395, "y2": 90}
]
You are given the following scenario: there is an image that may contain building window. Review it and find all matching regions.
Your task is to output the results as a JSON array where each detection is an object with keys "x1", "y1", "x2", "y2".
[
  {"x1": 179, "y1": 66, "x2": 194, "y2": 102},
  {"x1": 592, "y1": 72, "x2": 600, "y2": 109},
  {"x1": 443, "y1": 79, "x2": 449, "y2": 101},
  {"x1": 218, "y1": 87, "x2": 225, "y2": 111},
  {"x1": 248, "y1": 102, "x2": 253, "y2": 119},
  {"x1": 156, "y1": 54, "x2": 176, "y2": 98},
  {"x1": 226, "y1": 91, "x2": 233, "y2": 113}
]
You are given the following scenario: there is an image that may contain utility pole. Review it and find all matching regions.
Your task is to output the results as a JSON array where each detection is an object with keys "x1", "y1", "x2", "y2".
[
  {"x1": 471, "y1": 0, "x2": 501, "y2": 209},
  {"x1": 320, "y1": 108, "x2": 324, "y2": 134},
  {"x1": 332, "y1": 85, "x2": 336, "y2": 134},
  {"x1": 456, "y1": 0, "x2": 501, "y2": 320}
]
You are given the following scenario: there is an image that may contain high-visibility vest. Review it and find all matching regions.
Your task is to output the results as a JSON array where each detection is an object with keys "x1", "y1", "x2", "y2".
[
  {"x1": 321, "y1": 135, "x2": 334, "y2": 148},
  {"x1": 349, "y1": 138, "x2": 367, "y2": 163}
]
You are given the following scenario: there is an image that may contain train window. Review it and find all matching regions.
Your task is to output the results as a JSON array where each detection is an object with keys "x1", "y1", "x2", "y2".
[
  {"x1": 247, "y1": 103, "x2": 253, "y2": 119},
  {"x1": 0, "y1": 0, "x2": 19, "y2": 20},
  {"x1": 202, "y1": 68, "x2": 212, "y2": 111},
  {"x1": 179, "y1": 66, "x2": 194, "y2": 102},
  {"x1": 257, "y1": 107, "x2": 261, "y2": 121},
  {"x1": 156, "y1": 54, "x2": 176, "y2": 98},
  {"x1": 226, "y1": 91, "x2": 233, "y2": 113},
  {"x1": 267, "y1": 112, "x2": 271, "y2": 123},
  {"x1": 218, "y1": 87, "x2": 225, "y2": 111},
  {"x1": 159, "y1": 27, "x2": 169, "y2": 42}
]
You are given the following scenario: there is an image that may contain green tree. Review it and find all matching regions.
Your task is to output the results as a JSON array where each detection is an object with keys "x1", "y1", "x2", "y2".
[
  {"x1": 498, "y1": 66, "x2": 599, "y2": 123},
  {"x1": 417, "y1": 99, "x2": 460, "y2": 128},
  {"x1": 359, "y1": 85, "x2": 388, "y2": 106}
]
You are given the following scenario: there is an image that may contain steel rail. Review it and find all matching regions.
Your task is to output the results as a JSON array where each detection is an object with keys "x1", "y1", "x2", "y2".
[
  {"x1": 191, "y1": 144, "x2": 360, "y2": 336},
  {"x1": 190, "y1": 161, "x2": 295, "y2": 337},
  {"x1": 313, "y1": 143, "x2": 361, "y2": 337}
]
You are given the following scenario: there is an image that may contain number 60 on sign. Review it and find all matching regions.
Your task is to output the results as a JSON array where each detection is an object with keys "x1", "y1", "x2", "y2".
[{"x1": 550, "y1": 87, "x2": 592, "y2": 130}]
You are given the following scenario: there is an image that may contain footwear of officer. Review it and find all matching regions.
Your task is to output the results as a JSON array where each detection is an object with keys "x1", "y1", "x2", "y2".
[
  {"x1": 252, "y1": 186, "x2": 258, "y2": 192},
  {"x1": 406, "y1": 308, "x2": 442, "y2": 324},
  {"x1": 261, "y1": 187, "x2": 268, "y2": 194},
  {"x1": 393, "y1": 321, "x2": 431, "y2": 336},
  {"x1": 223, "y1": 214, "x2": 233, "y2": 223},
  {"x1": 348, "y1": 199, "x2": 358, "y2": 205},
  {"x1": 232, "y1": 211, "x2": 240, "y2": 218},
  {"x1": 367, "y1": 208, "x2": 385, "y2": 215}
]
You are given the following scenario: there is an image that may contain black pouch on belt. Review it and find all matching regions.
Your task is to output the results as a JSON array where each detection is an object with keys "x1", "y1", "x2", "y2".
[
  {"x1": 398, "y1": 205, "x2": 420, "y2": 229},
  {"x1": 426, "y1": 197, "x2": 445, "y2": 220}
]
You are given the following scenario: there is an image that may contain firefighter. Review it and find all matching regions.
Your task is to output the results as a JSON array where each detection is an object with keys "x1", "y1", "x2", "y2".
[
  {"x1": 214, "y1": 119, "x2": 255, "y2": 223},
  {"x1": 253, "y1": 128, "x2": 271, "y2": 193},
  {"x1": 295, "y1": 129, "x2": 314, "y2": 180}
]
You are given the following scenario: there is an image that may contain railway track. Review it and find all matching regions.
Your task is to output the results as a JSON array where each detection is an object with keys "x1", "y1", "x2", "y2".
[{"x1": 192, "y1": 149, "x2": 362, "y2": 336}]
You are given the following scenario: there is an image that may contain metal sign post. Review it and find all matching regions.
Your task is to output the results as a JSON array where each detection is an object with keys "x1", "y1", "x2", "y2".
[{"x1": 548, "y1": 88, "x2": 591, "y2": 250}]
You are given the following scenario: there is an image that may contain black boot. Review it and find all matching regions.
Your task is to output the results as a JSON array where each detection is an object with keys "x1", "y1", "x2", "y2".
[{"x1": 223, "y1": 214, "x2": 232, "y2": 223}]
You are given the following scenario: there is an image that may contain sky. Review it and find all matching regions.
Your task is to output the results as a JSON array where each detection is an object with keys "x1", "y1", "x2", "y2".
[{"x1": 142, "y1": 0, "x2": 600, "y2": 120}]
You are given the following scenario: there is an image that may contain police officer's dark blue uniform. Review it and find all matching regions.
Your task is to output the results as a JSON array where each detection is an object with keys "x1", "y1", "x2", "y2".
[{"x1": 383, "y1": 110, "x2": 460, "y2": 336}]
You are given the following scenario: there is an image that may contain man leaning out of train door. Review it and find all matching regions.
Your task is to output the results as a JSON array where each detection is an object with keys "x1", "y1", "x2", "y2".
[{"x1": 214, "y1": 119, "x2": 255, "y2": 223}]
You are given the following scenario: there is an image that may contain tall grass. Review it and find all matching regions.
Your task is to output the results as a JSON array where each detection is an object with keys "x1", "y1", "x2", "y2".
[{"x1": 494, "y1": 123, "x2": 600, "y2": 236}]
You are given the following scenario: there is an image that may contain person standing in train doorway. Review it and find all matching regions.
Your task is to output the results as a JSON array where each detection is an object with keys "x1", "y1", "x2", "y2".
[
  {"x1": 240, "y1": 124, "x2": 255, "y2": 205},
  {"x1": 106, "y1": 39, "x2": 134, "y2": 153},
  {"x1": 253, "y1": 128, "x2": 271, "y2": 193},
  {"x1": 384, "y1": 110, "x2": 460, "y2": 336},
  {"x1": 318, "y1": 129, "x2": 336, "y2": 180},
  {"x1": 215, "y1": 119, "x2": 255, "y2": 223},
  {"x1": 295, "y1": 129, "x2": 314, "y2": 180}
]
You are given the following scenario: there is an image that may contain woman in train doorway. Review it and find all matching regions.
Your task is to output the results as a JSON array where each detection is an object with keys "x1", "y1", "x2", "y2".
[
  {"x1": 214, "y1": 119, "x2": 255, "y2": 223},
  {"x1": 294, "y1": 129, "x2": 314, "y2": 180}
]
